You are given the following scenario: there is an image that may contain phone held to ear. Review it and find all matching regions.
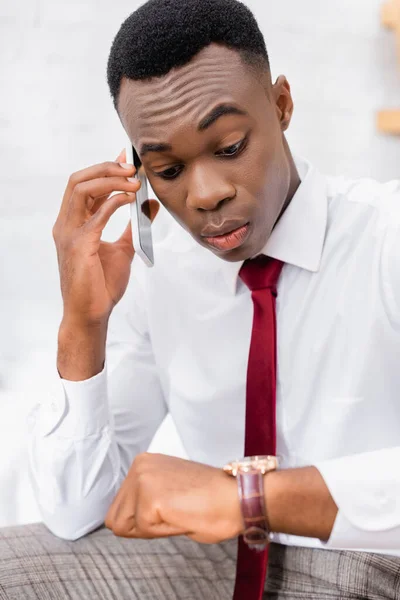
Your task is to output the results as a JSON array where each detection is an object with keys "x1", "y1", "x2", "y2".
[{"x1": 125, "y1": 138, "x2": 155, "y2": 267}]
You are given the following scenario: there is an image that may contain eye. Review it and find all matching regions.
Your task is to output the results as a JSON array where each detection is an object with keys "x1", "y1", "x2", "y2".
[
  {"x1": 156, "y1": 165, "x2": 183, "y2": 180},
  {"x1": 154, "y1": 137, "x2": 248, "y2": 181},
  {"x1": 217, "y1": 138, "x2": 246, "y2": 157}
]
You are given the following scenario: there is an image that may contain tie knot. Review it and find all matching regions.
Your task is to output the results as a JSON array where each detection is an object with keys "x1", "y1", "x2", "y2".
[{"x1": 239, "y1": 255, "x2": 284, "y2": 292}]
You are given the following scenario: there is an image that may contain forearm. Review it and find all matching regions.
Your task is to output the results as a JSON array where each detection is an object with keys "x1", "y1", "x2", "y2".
[
  {"x1": 262, "y1": 447, "x2": 400, "y2": 550},
  {"x1": 265, "y1": 466, "x2": 338, "y2": 541},
  {"x1": 57, "y1": 319, "x2": 108, "y2": 381}
]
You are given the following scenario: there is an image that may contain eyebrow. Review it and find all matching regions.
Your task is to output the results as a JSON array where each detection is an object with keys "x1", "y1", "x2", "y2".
[
  {"x1": 139, "y1": 142, "x2": 172, "y2": 157},
  {"x1": 198, "y1": 103, "x2": 248, "y2": 131},
  {"x1": 139, "y1": 103, "x2": 248, "y2": 157}
]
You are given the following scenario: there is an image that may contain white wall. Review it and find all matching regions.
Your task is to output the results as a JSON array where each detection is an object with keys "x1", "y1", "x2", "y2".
[{"x1": 0, "y1": 0, "x2": 398, "y2": 526}]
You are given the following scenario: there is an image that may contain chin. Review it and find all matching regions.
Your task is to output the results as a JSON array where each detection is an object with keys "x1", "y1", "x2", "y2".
[
  {"x1": 210, "y1": 242, "x2": 257, "y2": 263},
  {"x1": 196, "y1": 222, "x2": 266, "y2": 262}
]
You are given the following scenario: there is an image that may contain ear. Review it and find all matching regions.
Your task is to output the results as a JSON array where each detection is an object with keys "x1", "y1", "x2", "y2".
[{"x1": 272, "y1": 75, "x2": 294, "y2": 132}]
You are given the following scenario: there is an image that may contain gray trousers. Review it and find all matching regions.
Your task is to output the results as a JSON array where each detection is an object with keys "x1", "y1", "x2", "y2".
[{"x1": 1, "y1": 523, "x2": 400, "y2": 599}]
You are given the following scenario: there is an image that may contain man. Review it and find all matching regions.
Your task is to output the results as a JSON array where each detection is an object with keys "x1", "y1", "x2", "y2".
[{"x1": 2, "y1": 0, "x2": 400, "y2": 598}]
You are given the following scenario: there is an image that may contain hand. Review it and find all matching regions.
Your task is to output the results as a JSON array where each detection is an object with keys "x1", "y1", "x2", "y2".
[
  {"x1": 53, "y1": 149, "x2": 160, "y2": 327},
  {"x1": 105, "y1": 453, "x2": 243, "y2": 544}
]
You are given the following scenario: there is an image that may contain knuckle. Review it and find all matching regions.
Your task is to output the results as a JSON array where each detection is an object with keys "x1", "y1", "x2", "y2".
[
  {"x1": 134, "y1": 452, "x2": 150, "y2": 468},
  {"x1": 136, "y1": 470, "x2": 148, "y2": 488},
  {"x1": 52, "y1": 223, "x2": 59, "y2": 241},
  {"x1": 132, "y1": 464, "x2": 149, "y2": 483},
  {"x1": 103, "y1": 161, "x2": 118, "y2": 175},
  {"x1": 111, "y1": 515, "x2": 132, "y2": 537},
  {"x1": 68, "y1": 173, "x2": 78, "y2": 187},
  {"x1": 110, "y1": 523, "x2": 124, "y2": 536},
  {"x1": 73, "y1": 181, "x2": 86, "y2": 196},
  {"x1": 135, "y1": 513, "x2": 149, "y2": 534},
  {"x1": 114, "y1": 193, "x2": 133, "y2": 207}
]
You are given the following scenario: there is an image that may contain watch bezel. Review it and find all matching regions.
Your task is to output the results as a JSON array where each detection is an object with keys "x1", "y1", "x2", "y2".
[{"x1": 223, "y1": 455, "x2": 278, "y2": 477}]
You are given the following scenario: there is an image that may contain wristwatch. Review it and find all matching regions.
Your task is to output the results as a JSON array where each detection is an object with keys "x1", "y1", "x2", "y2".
[{"x1": 223, "y1": 455, "x2": 278, "y2": 551}]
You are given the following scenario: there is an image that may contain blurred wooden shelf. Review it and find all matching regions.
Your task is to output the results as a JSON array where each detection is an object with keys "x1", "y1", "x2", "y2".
[
  {"x1": 382, "y1": 0, "x2": 400, "y2": 29},
  {"x1": 378, "y1": 1, "x2": 400, "y2": 134},
  {"x1": 381, "y1": 0, "x2": 400, "y2": 48},
  {"x1": 377, "y1": 109, "x2": 400, "y2": 134}
]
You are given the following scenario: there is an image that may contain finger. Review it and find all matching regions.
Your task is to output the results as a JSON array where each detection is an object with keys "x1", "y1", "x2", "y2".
[
  {"x1": 115, "y1": 148, "x2": 126, "y2": 162},
  {"x1": 60, "y1": 162, "x2": 136, "y2": 220},
  {"x1": 89, "y1": 181, "x2": 140, "y2": 217},
  {"x1": 83, "y1": 191, "x2": 137, "y2": 234},
  {"x1": 115, "y1": 148, "x2": 127, "y2": 163},
  {"x1": 89, "y1": 187, "x2": 135, "y2": 217},
  {"x1": 66, "y1": 177, "x2": 140, "y2": 228},
  {"x1": 129, "y1": 500, "x2": 188, "y2": 540},
  {"x1": 113, "y1": 221, "x2": 135, "y2": 263},
  {"x1": 105, "y1": 496, "x2": 134, "y2": 532},
  {"x1": 116, "y1": 220, "x2": 133, "y2": 250},
  {"x1": 127, "y1": 522, "x2": 188, "y2": 539}
]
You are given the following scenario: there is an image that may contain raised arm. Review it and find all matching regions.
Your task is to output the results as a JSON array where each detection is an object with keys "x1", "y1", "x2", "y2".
[{"x1": 27, "y1": 153, "x2": 166, "y2": 541}]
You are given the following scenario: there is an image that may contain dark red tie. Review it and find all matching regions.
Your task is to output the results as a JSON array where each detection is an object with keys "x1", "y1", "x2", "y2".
[{"x1": 233, "y1": 255, "x2": 284, "y2": 600}]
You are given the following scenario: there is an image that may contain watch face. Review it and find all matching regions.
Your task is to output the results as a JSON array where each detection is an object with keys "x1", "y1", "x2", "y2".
[{"x1": 223, "y1": 455, "x2": 278, "y2": 477}]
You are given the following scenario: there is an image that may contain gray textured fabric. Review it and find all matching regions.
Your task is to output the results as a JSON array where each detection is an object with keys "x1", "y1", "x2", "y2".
[
  {"x1": 1, "y1": 523, "x2": 400, "y2": 599},
  {"x1": 0, "y1": 523, "x2": 237, "y2": 599},
  {"x1": 265, "y1": 543, "x2": 400, "y2": 599}
]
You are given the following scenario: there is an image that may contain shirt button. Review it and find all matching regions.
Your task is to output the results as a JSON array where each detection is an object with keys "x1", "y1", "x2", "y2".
[
  {"x1": 27, "y1": 404, "x2": 40, "y2": 428},
  {"x1": 51, "y1": 401, "x2": 58, "y2": 412}
]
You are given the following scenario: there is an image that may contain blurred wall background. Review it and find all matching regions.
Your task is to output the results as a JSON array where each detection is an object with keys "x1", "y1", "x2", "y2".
[{"x1": 0, "y1": 0, "x2": 398, "y2": 527}]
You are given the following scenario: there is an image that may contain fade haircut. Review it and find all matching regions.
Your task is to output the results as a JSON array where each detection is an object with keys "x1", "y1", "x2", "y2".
[{"x1": 107, "y1": 0, "x2": 270, "y2": 111}]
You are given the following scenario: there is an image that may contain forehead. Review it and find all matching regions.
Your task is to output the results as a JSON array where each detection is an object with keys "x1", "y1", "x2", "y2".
[{"x1": 118, "y1": 44, "x2": 266, "y2": 143}]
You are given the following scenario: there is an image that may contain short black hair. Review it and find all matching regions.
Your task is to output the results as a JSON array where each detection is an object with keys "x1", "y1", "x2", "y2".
[{"x1": 107, "y1": 0, "x2": 270, "y2": 111}]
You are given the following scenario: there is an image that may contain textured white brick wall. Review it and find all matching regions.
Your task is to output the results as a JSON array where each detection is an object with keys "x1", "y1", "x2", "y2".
[{"x1": 0, "y1": 0, "x2": 398, "y2": 526}]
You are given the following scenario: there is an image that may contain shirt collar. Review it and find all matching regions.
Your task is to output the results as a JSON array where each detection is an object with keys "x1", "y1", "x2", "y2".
[{"x1": 221, "y1": 156, "x2": 328, "y2": 295}]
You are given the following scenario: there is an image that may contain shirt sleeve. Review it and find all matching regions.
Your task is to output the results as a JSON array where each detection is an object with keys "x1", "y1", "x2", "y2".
[
  {"x1": 314, "y1": 209, "x2": 400, "y2": 551},
  {"x1": 27, "y1": 259, "x2": 168, "y2": 540},
  {"x1": 380, "y1": 186, "x2": 400, "y2": 326},
  {"x1": 314, "y1": 447, "x2": 400, "y2": 550}
]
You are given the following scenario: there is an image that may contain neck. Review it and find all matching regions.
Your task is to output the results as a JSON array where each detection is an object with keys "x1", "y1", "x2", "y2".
[{"x1": 275, "y1": 139, "x2": 301, "y2": 228}]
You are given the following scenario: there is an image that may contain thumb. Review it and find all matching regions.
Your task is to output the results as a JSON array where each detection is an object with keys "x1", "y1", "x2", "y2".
[
  {"x1": 115, "y1": 148, "x2": 126, "y2": 163},
  {"x1": 117, "y1": 221, "x2": 134, "y2": 256}
]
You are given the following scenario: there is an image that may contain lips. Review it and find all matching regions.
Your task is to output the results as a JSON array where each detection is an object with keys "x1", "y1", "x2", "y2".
[
  {"x1": 203, "y1": 223, "x2": 251, "y2": 251},
  {"x1": 200, "y1": 219, "x2": 249, "y2": 238}
]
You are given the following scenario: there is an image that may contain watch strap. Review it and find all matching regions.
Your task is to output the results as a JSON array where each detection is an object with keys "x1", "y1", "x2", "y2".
[{"x1": 237, "y1": 469, "x2": 270, "y2": 551}]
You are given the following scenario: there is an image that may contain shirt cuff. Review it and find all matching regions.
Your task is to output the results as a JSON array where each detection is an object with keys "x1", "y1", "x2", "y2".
[
  {"x1": 28, "y1": 361, "x2": 110, "y2": 439},
  {"x1": 323, "y1": 509, "x2": 400, "y2": 551},
  {"x1": 314, "y1": 447, "x2": 400, "y2": 535}
]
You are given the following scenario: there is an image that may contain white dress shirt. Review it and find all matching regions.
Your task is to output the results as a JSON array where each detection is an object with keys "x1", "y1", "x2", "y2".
[{"x1": 28, "y1": 157, "x2": 400, "y2": 554}]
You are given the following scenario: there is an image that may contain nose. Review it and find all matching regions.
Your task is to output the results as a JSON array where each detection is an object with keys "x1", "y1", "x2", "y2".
[{"x1": 186, "y1": 164, "x2": 236, "y2": 211}]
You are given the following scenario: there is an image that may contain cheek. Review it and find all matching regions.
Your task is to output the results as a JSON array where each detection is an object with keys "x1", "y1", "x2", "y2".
[
  {"x1": 149, "y1": 179, "x2": 185, "y2": 214},
  {"x1": 150, "y1": 184, "x2": 193, "y2": 231},
  {"x1": 241, "y1": 149, "x2": 273, "y2": 205},
  {"x1": 248, "y1": 147, "x2": 290, "y2": 220},
  {"x1": 242, "y1": 131, "x2": 280, "y2": 193}
]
